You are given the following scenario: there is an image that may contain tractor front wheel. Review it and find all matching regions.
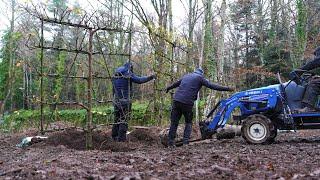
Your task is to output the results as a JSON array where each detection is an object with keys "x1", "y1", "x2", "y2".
[{"x1": 241, "y1": 114, "x2": 274, "y2": 144}]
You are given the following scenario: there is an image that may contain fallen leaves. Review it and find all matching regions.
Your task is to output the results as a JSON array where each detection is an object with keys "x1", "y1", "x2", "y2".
[{"x1": 1, "y1": 129, "x2": 320, "y2": 179}]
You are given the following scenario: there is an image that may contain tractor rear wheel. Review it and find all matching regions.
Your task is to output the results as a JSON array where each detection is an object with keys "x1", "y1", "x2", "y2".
[{"x1": 241, "y1": 114, "x2": 275, "y2": 144}]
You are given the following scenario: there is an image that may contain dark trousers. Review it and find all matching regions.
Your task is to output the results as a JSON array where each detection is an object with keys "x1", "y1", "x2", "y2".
[
  {"x1": 168, "y1": 101, "x2": 193, "y2": 145},
  {"x1": 303, "y1": 77, "x2": 320, "y2": 108},
  {"x1": 112, "y1": 103, "x2": 131, "y2": 142}
]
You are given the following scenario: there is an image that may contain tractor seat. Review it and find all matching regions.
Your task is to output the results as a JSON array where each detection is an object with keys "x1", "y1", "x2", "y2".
[{"x1": 284, "y1": 81, "x2": 306, "y2": 110}]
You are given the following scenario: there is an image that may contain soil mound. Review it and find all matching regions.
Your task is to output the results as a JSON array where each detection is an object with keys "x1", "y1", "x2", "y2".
[
  {"x1": 44, "y1": 127, "x2": 162, "y2": 152},
  {"x1": 128, "y1": 127, "x2": 161, "y2": 145}
]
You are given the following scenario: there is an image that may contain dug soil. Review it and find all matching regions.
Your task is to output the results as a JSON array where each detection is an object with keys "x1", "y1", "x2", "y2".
[{"x1": 1, "y1": 125, "x2": 320, "y2": 179}]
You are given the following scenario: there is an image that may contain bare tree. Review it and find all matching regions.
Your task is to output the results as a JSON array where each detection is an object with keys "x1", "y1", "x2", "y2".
[{"x1": 186, "y1": 0, "x2": 203, "y2": 70}]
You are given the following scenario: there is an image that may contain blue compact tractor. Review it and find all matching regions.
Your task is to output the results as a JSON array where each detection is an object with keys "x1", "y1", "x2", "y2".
[{"x1": 200, "y1": 70, "x2": 320, "y2": 144}]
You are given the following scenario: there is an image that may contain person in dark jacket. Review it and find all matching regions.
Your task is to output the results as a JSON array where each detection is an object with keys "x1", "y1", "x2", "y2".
[
  {"x1": 294, "y1": 46, "x2": 320, "y2": 112},
  {"x1": 112, "y1": 62, "x2": 155, "y2": 142},
  {"x1": 165, "y1": 68, "x2": 233, "y2": 146}
]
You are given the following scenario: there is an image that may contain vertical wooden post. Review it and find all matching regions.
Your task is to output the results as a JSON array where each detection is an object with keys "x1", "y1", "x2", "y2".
[
  {"x1": 170, "y1": 45, "x2": 174, "y2": 100},
  {"x1": 86, "y1": 29, "x2": 94, "y2": 150},
  {"x1": 40, "y1": 18, "x2": 44, "y2": 135},
  {"x1": 128, "y1": 30, "x2": 132, "y2": 121}
]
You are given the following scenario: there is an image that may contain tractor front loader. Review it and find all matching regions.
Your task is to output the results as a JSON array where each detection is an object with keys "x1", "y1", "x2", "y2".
[{"x1": 200, "y1": 70, "x2": 320, "y2": 144}]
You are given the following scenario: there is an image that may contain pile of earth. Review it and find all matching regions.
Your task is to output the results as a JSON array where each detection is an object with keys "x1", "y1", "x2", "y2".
[
  {"x1": 43, "y1": 126, "x2": 163, "y2": 152},
  {"x1": 12, "y1": 123, "x2": 236, "y2": 151}
]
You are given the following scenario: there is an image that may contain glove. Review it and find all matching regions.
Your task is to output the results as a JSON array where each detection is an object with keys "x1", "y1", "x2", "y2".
[
  {"x1": 290, "y1": 69, "x2": 305, "y2": 78},
  {"x1": 289, "y1": 70, "x2": 302, "y2": 84},
  {"x1": 151, "y1": 74, "x2": 157, "y2": 80},
  {"x1": 289, "y1": 71, "x2": 297, "y2": 80}
]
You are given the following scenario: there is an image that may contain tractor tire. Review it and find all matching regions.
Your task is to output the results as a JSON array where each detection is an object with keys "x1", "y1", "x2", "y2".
[{"x1": 241, "y1": 114, "x2": 275, "y2": 144}]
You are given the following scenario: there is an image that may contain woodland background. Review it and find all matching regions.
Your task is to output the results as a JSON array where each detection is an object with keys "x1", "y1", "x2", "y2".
[{"x1": 0, "y1": 0, "x2": 319, "y2": 131}]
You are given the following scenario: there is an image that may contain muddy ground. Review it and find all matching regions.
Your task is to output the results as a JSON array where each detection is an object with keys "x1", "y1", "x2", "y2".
[{"x1": 1, "y1": 125, "x2": 320, "y2": 180}]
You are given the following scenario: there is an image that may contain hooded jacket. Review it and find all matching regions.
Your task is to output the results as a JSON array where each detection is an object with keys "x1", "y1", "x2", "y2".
[
  {"x1": 166, "y1": 68, "x2": 232, "y2": 105},
  {"x1": 112, "y1": 62, "x2": 154, "y2": 102}
]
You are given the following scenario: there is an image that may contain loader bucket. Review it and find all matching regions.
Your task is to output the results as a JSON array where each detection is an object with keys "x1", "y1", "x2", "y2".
[{"x1": 199, "y1": 121, "x2": 216, "y2": 140}]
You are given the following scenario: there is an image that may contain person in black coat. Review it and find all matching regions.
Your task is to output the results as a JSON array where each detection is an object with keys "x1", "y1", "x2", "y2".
[
  {"x1": 295, "y1": 46, "x2": 320, "y2": 112},
  {"x1": 112, "y1": 62, "x2": 155, "y2": 142},
  {"x1": 165, "y1": 68, "x2": 233, "y2": 146}
]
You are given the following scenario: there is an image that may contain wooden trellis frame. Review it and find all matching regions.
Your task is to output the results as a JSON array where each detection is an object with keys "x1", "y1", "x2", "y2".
[
  {"x1": 25, "y1": 4, "x2": 191, "y2": 149},
  {"x1": 26, "y1": 12, "x2": 132, "y2": 149}
]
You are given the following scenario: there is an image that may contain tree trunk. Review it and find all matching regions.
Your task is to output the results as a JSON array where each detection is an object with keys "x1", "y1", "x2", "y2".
[
  {"x1": 217, "y1": 0, "x2": 226, "y2": 83},
  {"x1": 203, "y1": 0, "x2": 215, "y2": 79},
  {"x1": 151, "y1": 0, "x2": 169, "y2": 125},
  {"x1": 0, "y1": 0, "x2": 16, "y2": 116},
  {"x1": 256, "y1": 0, "x2": 265, "y2": 65},
  {"x1": 187, "y1": 0, "x2": 195, "y2": 72},
  {"x1": 294, "y1": 0, "x2": 308, "y2": 68},
  {"x1": 202, "y1": 0, "x2": 216, "y2": 118}
]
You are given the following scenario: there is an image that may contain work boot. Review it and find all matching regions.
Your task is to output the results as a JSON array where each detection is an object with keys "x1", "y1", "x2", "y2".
[
  {"x1": 118, "y1": 123, "x2": 128, "y2": 142},
  {"x1": 183, "y1": 123, "x2": 192, "y2": 145},
  {"x1": 168, "y1": 143, "x2": 176, "y2": 149},
  {"x1": 167, "y1": 138, "x2": 175, "y2": 148},
  {"x1": 112, "y1": 136, "x2": 119, "y2": 142},
  {"x1": 168, "y1": 123, "x2": 178, "y2": 146},
  {"x1": 111, "y1": 124, "x2": 119, "y2": 141},
  {"x1": 167, "y1": 138, "x2": 176, "y2": 149}
]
